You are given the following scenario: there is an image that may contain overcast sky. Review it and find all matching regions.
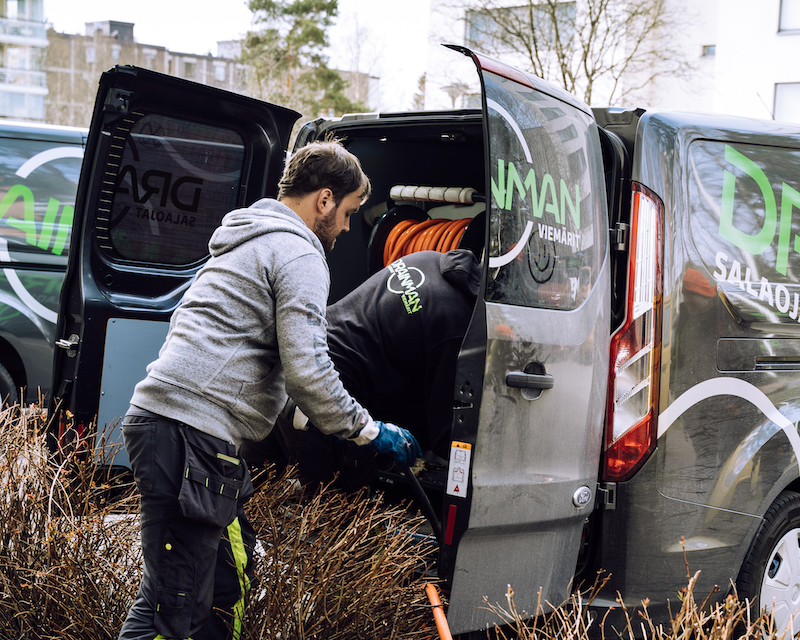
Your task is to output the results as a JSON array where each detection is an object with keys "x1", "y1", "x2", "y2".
[{"x1": 44, "y1": 0, "x2": 431, "y2": 110}]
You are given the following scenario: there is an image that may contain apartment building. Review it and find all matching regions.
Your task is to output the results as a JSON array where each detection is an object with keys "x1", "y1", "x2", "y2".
[
  {"x1": 46, "y1": 21, "x2": 247, "y2": 127},
  {"x1": 627, "y1": 0, "x2": 800, "y2": 122},
  {"x1": 0, "y1": 0, "x2": 48, "y2": 120}
]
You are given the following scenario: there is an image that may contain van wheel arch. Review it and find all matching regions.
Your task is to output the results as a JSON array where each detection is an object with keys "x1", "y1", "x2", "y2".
[
  {"x1": 0, "y1": 336, "x2": 25, "y2": 403},
  {"x1": 0, "y1": 361, "x2": 19, "y2": 406},
  {"x1": 736, "y1": 490, "x2": 800, "y2": 633}
]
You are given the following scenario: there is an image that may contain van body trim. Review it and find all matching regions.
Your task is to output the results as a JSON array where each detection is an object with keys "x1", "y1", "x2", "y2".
[{"x1": 657, "y1": 378, "x2": 800, "y2": 463}]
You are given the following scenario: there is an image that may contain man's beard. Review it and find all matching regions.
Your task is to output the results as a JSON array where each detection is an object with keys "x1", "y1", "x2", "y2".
[{"x1": 313, "y1": 207, "x2": 340, "y2": 253}]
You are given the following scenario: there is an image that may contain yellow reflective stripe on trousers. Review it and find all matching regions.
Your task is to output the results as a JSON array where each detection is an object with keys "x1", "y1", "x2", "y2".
[{"x1": 227, "y1": 516, "x2": 251, "y2": 640}]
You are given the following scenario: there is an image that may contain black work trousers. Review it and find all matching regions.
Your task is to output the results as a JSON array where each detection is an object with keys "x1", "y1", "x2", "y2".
[{"x1": 118, "y1": 412, "x2": 255, "y2": 640}]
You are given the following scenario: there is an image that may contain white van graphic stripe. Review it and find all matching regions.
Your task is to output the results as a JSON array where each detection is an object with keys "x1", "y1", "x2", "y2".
[
  {"x1": 0, "y1": 146, "x2": 84, "y2": 325},
  {"x1": 487, "y1": 99, "x2": 532, "y2": 163},
  {"x1": 0, "y1": 237, "x2": 57, "y2": 324},
  {"x1": 15, "y1": 146, "x2": 84, "y2": 179},
  {"x1": 488, "y1": 221, "x2": 533, "y2": 268},
  {"x1": 485, "y1": 99, "x2": 534, "y2": 268},
  {"x1": 658, "y1": 377, "x2": 800, "y2": 463}
]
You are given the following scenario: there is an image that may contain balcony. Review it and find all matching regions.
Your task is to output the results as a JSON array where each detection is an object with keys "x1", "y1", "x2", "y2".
[
  {"x1": 0, "y1": 17, "x2": 48, "y2": 46},
  {"x1": 0, "y1": 67, "x2": 47, "y2": 91}
]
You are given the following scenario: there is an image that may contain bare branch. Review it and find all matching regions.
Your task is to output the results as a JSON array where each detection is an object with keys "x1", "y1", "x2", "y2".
[{"x1": 453, "y1": 0, "x2": 697, "y2": 106}]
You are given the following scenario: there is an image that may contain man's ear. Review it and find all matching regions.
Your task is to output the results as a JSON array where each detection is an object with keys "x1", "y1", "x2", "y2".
[{"x1": 316, "y1": 188, "x2": 336, "y2": 216}]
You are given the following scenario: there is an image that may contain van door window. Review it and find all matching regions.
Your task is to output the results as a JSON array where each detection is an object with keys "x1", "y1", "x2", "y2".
[
  {"x1": 98, "y1": 114, "x2": 245, "y2": 266},
  {"x1": 484, "y1": 74, "x2": 606, "y2": 310}
]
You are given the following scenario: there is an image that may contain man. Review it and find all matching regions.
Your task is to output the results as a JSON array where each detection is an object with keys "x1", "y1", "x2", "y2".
[
  {"x1": 265, "y1": 248, "x2": 481, "y2": 492},
  {"x1": 118, "y1": 140, "x2": 421, "y2": 640}
]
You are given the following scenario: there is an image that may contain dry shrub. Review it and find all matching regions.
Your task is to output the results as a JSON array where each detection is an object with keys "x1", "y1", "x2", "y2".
[
  {"x1": 13, "y1": 397, "x2": 789, "y2": 640},
  {"x1": 485, "y1": 569, "x2": 789, "y2": 640},
  {"x1": 0, "y1": 403, "x2": 141, "y2": 640},
  {"x1": 0, "y1": 402, "x2": 437, "y2": 640},
  {"x1": 242, "y1": 466, "x2": 437, "y2": 639}
]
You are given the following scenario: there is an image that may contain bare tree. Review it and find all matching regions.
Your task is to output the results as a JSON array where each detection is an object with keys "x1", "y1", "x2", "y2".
[
  {"x1": 458, "y1": 0, "x2": 695, "y2": 105},
  {"x1": 443, "y1": 81, "x2": 472, "y2": 107},
  {"x1": 337, "y1": 14, "x2": 384, "y2": 109}
]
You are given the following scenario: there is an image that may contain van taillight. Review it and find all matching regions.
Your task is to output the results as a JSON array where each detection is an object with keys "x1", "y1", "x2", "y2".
[{"x1": 603, "y1": 183, "x2": 663, "y2": 482}]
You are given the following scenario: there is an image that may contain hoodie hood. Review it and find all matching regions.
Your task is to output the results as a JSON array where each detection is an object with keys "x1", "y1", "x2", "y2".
[
  {"x1": 209, "y1": 197, "x2": 324, "y2": 257},
  {"x1": 441, "y1": 249, "x2": 482, "y2": 298}
]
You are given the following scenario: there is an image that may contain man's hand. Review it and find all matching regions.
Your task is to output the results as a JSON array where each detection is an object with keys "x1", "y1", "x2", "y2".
[{"x1": 369, "y1": 421, "x2": 422, "y2": 467}]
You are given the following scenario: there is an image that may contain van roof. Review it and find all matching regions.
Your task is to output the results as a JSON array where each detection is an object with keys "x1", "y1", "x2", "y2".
[{"x1": 0, "y1": 120, "x2": 87, "y2": 143}]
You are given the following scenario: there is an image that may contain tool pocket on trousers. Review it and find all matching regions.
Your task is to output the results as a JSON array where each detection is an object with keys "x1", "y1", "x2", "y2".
[
  {"x1": 154, "y1": 586, "x2": 191, "y2": 639},
  {"x1": 177, "y1": 429, "x2": 244, "y2": 529}
]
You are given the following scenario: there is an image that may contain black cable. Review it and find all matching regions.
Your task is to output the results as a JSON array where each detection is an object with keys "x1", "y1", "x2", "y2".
[{"x1": 402, "y1": 465, "x2": 442, "y2": 545}]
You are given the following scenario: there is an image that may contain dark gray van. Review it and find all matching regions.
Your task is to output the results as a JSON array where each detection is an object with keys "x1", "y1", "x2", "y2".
[
  {"x1": 0, "y1": 121, "x2": 85, "y2": 404},
  {"x1": 48, "y1": 49, "x2": 800, "y2": 637}
]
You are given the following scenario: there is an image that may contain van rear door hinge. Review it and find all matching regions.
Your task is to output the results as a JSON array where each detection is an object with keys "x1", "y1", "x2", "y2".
[
  {"x1": 598, "y1": 482, "x2": 616, "y2": 510},
  {"x1": 610, "y1": 223, "x2": 629, "y2": 252},
  {"x1": 55, "y1": 334, "x2": 80, "y2": 358}
]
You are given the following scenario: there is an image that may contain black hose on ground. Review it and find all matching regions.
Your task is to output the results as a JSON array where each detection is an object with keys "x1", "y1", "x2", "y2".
[{"x1": 402, "y1": 465, "x2": 442, "y2": 545}]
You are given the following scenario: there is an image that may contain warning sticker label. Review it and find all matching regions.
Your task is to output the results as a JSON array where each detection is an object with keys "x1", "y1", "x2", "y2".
[{"x1": 446, "y1": 441, "x2": 472, "y2": 498}]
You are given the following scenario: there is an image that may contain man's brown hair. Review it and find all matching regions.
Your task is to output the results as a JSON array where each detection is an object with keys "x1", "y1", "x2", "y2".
[{"x1": 277, "y1": 139, "x2": 371, "y2": 205}]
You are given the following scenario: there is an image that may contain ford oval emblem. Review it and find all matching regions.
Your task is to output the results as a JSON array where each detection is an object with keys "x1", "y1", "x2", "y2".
[{"x1": 573, "y1": 486, "x2": 592, "y2": 508}]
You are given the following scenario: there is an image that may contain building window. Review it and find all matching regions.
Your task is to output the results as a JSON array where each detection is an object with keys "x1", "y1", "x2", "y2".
[
  {"x1": 6, "y1": 44, "x2": 23, "y2": 70},
  {"x1": 775, "y1": 83, "x2": 800, "y2": 122},
  {"x1": 111, "y1": 45, "x2": 120, "y2": 61},
  {"x1": 85, "y1": 46, "x2": 95, "y2": 64},
  {"x1": 0, "y1": 92, "x2": 44, "y2": 120},
  {"x1": 780, "y1": 0, "x2": 800, "y2": 31},
  {"x1": 214, "y1": 62, "x2": 226, "y2": 82},
  {"x1": 701, "y1": 45, "x2": 716, "y2": 56},
  {"x1": 184, "y1": 60, "x2": 196, "y2": 79}
]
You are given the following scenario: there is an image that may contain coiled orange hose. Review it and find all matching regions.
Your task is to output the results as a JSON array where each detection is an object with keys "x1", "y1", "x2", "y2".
[{"x1": 383, "y1": 217, "x2": 472, "y2": 267}]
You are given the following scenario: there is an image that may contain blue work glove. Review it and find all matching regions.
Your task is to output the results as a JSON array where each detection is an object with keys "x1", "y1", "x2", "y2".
[{"x1": 369, "y1": 421, "x2": 422, "y2": 467}]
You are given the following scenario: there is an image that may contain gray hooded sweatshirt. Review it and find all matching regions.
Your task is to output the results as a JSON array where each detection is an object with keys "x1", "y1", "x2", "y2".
[{"x1": 129, "y1": 198, "x2": 372, "y2": 449}]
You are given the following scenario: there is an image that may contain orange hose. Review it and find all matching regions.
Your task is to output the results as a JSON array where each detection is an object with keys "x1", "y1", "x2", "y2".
[
  {"x1": 418, "y1": 224, "x2": 440, "y2": 251},
  {"x1": 416, "y1": 219, "x2": 448, "y2": 252},
  {"x1": 425, "y1": 583, "x2": 453, "y2": 640},
  {"x1": 433, "y1": 220, "x2": 458, "y2": 253},
  {"x1": 436, "y1": 218, "x2": 469, "y2": 254},
  {"x1": 383, "y1": 217, "x2": 473, "y2": 267},
  {"x1": 409, "y1": 224, "x2": 433, "y2": 254},
  {"x1": 388, "y1": 220, "x2": 433, "y2": 264},
  {"x1": 426, "y1": 220, "x2": 451, "y2": 250},
  {"x1": 383, "y1": 219, "x2": 416, "y2": 266}
]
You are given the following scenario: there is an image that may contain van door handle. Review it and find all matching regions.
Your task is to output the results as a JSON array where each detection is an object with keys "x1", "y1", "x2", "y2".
[{"x1": 505, "y1": 371, "x2": 555, "y2": 390}]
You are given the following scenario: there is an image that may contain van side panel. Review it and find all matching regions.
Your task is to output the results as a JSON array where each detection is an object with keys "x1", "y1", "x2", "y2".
[
  {"x1": 594, "y1": 113, "x2": 800, "y2": 617},
  {"x1": 661, "y1": 139, "x2": 800, "y2": 514},
  {"x1": 0, "y1": 129, "x2": 84, "y2": 402}
]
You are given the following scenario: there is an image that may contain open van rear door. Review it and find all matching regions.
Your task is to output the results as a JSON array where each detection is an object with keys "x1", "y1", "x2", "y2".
[
  {"x1": 48, "y1": 66, "x2": 300, "y2": 466},
  {"x1": 443, "y1": 48, "x2": 611, "y2": 634}
]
